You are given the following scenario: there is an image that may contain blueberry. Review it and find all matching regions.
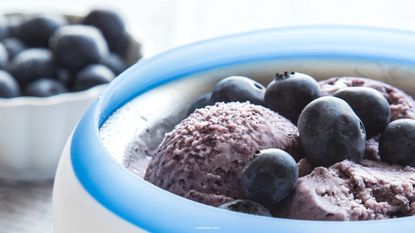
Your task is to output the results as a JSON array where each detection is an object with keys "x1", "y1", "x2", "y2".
[
  {"x1": 5, "y1": 16, "x2": 21, "y2": 38},
  {"x1": 56, "y1": 68, "x2": 73, "y2": 87},
  {"x1": 210, "y1": 76, "x2": 265, "y2": 105},
  {"x1": 100, "y1": 53, "x2": 127, "y2": 75},
  {"x1": 9, "y1": 48, "x2": 57, "y2": 86},
  {"x1": 0, "y1": 42, "x2": 8, "y2": 69},
  {"x1": 0, "y1": 70, "x2": 20, "y2": 98},
  {"x1": 298, "y1": 96, "x2": 366, "y2": 167},
  {"x1": 218, "y1": 199, "x2": 272, "y2": 217},
  {"x1": 187, "y1": 92, "x2": 212, "y2": 115},
  {"x1": 264, "y1": 72, "x2": 320, "y2": 124},
  {"x1": 83, "y1": 9, "x2": 129, "y2": 56},
  {"x1": 2, "y1": 38, "x2": 26, "y2": 60},
  {"x1": 0, "y1": 15, "x2": 9, "y2": 39},
  {"x1": 24, "y1": 78, "x2": 67, "y2": 97},
  {"x1": 18, "y1": 15, "x2": 67, "y2": 47},
  {"x1": 240, "y1": 149, "x2": 298, "y2": 208},
  {"x1": 379, "y1": 119, "x2": 415, "y2": 166},
  {"x1": 50, "y1": 25, "x2": 109, "y2": 72},
  {"x1": 334, "y1": 87, "x2": 391, "y2": 139},
  {"x1": 73, "y1": 64, "x2": 114, "y2": 91}
]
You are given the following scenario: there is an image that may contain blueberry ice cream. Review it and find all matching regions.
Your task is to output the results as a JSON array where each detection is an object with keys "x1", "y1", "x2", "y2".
[
  {"x1": 280, "y1": 160, "x2": 415, "y2": 220},
  {"x1": 141, "y1": 73, "x2": 415, "y2": 221},
  {"x1": 144, "y1": 102, "x2": 302, "y2": 206}
]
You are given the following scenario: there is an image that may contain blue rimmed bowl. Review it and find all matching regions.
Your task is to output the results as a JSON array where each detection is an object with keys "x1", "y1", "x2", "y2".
[{"x1": 53, "y1": 26, "x2": 415, "y2": 233}]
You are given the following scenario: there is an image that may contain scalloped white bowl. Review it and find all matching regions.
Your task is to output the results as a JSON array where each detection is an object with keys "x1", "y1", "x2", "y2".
[
  {"x1": 0, "y1": 85, "x2": 107, "y2": 180},
  {"x1": 0, "y1": 13, "x2": 148, "y2": 181}
]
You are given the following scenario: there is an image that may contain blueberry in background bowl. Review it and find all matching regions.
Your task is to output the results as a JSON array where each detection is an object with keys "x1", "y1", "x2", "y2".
[
  {"x1": 0, "y1": 42, "x2": 8, "y2": 69},
  {"x1": 73, "y1": 64, "x2": 115, "y2": 91},
  {"x1": 0, "y1": 10, "x2": 148, "y2": 181},
  {"x1": 83, "y1": 9, "x2": 130, "y2": 57},
  {"x1": 2, "y1": 38, "x2": 26, "y2": 60},
  {"x1": 50, "y1": 25, "x2": 109, "y2": 73},
  {"x1": 0, "y1": 70, "x2": 20, "y2": 97},
  {"x1": 9, "y1": 48, "x2": 57, "y2": 86},
  {"x1": 24, "y1": 78, "x2": 67, "y2": 97},
  {"x1": 18, "y1": 14, "x2": 68, "y2": 47}
]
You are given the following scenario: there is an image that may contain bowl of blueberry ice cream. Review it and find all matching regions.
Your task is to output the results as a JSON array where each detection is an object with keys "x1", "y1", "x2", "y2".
[
  {"x1": 54, "y1": 26, "x2": 415, "y2": 233},
  {"x1": 0, "y1": 9, "x2": 146, "y2": 180}
]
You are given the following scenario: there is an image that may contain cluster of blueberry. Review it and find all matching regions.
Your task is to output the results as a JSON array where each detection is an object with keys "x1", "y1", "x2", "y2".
[
  {"x1": 0, "y1": 9, "x2": 137, "y2": 97},
  {"x1": 187, "y1": 72, "x2": 415, "y2": 215}
]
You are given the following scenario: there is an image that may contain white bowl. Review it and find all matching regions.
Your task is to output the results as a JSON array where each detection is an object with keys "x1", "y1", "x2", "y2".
[{"x1": 0, "y1": 13, "x2": 147, "y2": 181}]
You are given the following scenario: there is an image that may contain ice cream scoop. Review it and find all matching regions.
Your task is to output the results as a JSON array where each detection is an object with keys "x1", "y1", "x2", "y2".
[
  {"x1": 144, "y1": 102, "x2": 302, "y2": 206},
  {"x1": 280, "y1": 159, "x2": 415, "y2": 220}
]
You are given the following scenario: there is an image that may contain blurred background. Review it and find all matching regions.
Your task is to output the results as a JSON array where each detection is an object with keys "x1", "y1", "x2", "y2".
[{"x1": 1, "y1": 0, "x2": 415, "y2": 232}]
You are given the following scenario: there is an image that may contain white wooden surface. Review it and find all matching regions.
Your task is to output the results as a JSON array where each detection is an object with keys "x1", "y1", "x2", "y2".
[{"x1": 1, "y1": 0, "x2": 415, "y2": 232}]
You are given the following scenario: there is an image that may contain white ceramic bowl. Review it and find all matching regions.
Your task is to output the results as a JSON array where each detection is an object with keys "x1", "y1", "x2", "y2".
[
  {"x1": 0, "y1": 13, "x2": 147, "y2": 181},
  {"x1": 54, "y1": 26, "x2": 415, "y2": 233}
]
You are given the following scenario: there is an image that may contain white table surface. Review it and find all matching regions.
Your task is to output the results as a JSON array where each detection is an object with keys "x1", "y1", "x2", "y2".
[{"x1": 1, "y1": 0, "x2": 415, "y2": 232}]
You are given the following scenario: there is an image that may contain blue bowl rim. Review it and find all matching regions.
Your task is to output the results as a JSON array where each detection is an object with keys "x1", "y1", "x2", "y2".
[{"x1": 71, "y1": 25, "x2": 415, "y2": 233}]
